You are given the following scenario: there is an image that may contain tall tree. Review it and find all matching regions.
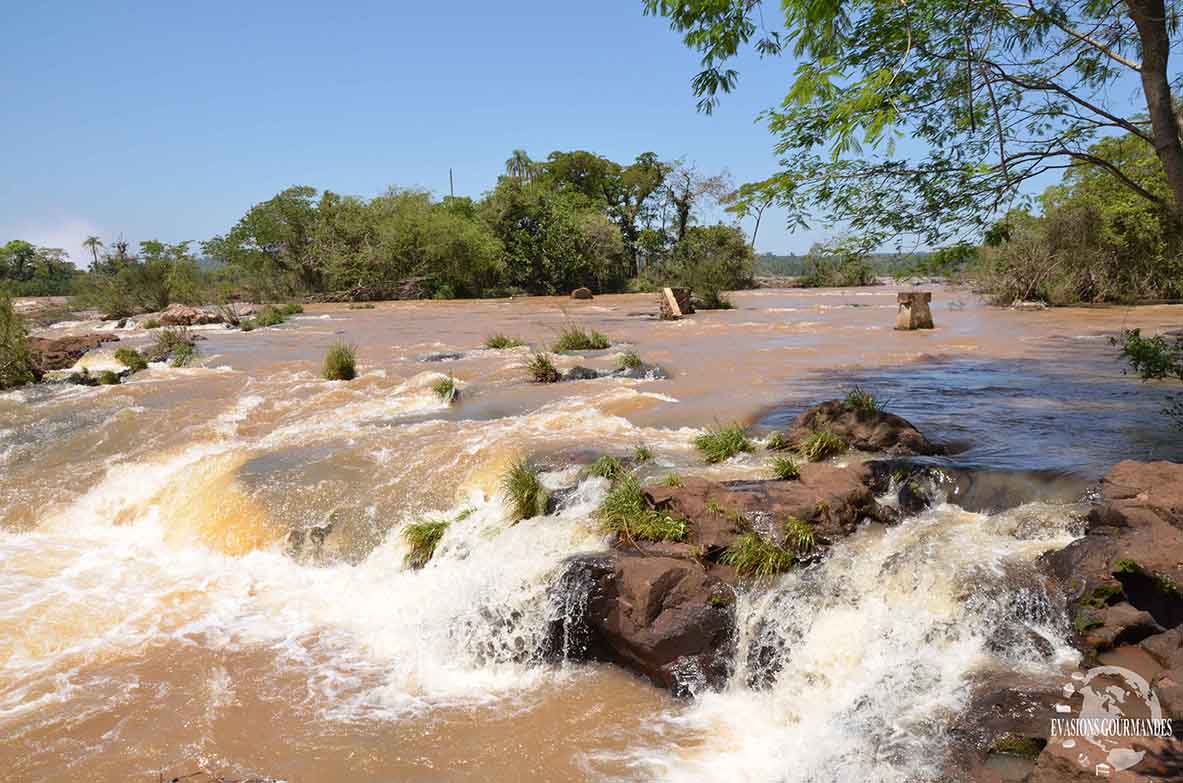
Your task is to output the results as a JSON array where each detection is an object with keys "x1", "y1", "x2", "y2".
[
  {"x1": 504, "y1": 149, "x2": 538, "y2": 183},
  {"x1": 644, "y1": 0, "x2": 1183, "y2": 243},
  {"x1": 665, "y1": 163, "x2": 731, "y2": 243},
  {"x1": 82, "y1": 236, "x2": 103, "y2": 268}
]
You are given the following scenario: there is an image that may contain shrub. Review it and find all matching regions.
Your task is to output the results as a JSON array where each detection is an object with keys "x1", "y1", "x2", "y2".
[
  {"x1": 170, "y1": 342, "x2": 197, "y2": 367},
  {"x1": 114, "y1": 347, "x2": 148, "y2": 373},
  {"x1": 144, "y1": 327, "x2": 196, "y2": 363},
  {"x1": 240, "y1": 319, "x2": 256, "y2": 332},
  {"x1": 141, "y1": 318, "x2": 161, "y2": 330},
  {"x1": 254, "y1": 305, "x2": 287, "y2": 327},
  {"x1": 618, "y1": 350, "x2": 644, "y2": 370},
  {"x1": 771, "y1": 455, "x2": 800, "y2": 480},
  {"x1": 348, "y1": 303, "x2": 376, "y2": 310},
  {"x1": 527, "y1": 353, "x2": 561, "y2": 383},
  {"x1": 597, "y1": 473, "x2": 688, "y2": 542},
  {"x1": 694, "y1": 422, "x2": 754, "y2": 463},
  {"x1": 633, "y1": 444, "x2": 653, "y2": 462},
  {"x1": 697, "y1": 290, "x2": 734, "y2": 310},
  {"x1": 552, "y1": 324, "x2": 610, "y2": 352},
  {"x1": 485, "y1": 334, "x2": 525, "y2": 349},
  {"x1": 322, "y1": 341, "x2": 357, "y2": 380},
  {"x1": 588, "y1": 455, "x2": 625, "y2": 481},
  {"x1": 98, "y1": 370, "x2": 121, "y2": 385},
  {"x1": 844, "y1": 386, "x2": 883, "y2": 414},
  {"x1": 799, "y1": 241, "x2": 877, "y2": 288},
  {"x1": 720, "y1": 533, "x2": 796, "y2": 578},
  {"x1": 278, "y1": 302, "x2": 304, "y2": 315},
  {"x1": 433, "y1": 373, "x2": 459, "y2": 402},
  {"x1": 501, "y1": 458, "x2": 550, "y2": 522},
  {"x1": 402, "y1": 519, "x2": 450, "y2": 569},
  {"x1": 798, "y1": 429, "x2": 848, "y2": 462},
  {"x1": 0, "y1": 293, "x2": 37, "y2": 390}
]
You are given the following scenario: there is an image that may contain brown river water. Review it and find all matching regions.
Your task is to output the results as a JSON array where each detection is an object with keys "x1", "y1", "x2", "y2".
[{"x1": 2, "y1": 285, "x2": 1182, "y2": 782}]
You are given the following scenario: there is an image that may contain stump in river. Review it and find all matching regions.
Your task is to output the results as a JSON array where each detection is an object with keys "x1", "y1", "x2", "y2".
[
  {"x1": 895, "y1": 291, "x2": 934, "y2": 330},
  {"x1": 658, "y1": 287, "x2": 694, "y2": 320}
]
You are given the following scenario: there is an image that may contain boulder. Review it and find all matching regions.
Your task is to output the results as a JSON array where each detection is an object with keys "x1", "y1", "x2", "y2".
[
  {"x1": 781, "y1": 399, "x2": 944, "y2": 456},
  {"x1": 546, "y1": 552, "x2": 736, "y2": 695},
  {"x1": 27, "y1": 333, "x2": 119, "y2": 373},
  {"x1": 570, "y1": 287, "x2": 594, "y2": 300},
  {"x1": 895, "y1": 290, "x2": 934, "y2": 329},
  {"x1": 158, "y1": 303, "x2": 222, "y2": 326}
]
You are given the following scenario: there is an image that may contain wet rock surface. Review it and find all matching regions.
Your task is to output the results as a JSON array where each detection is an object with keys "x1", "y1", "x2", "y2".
[
  {"x1": 28, "y1": 333, "x2": 119, "y2": 374},
  {"x1": 782, "y1": 399, "x2": 945, "y2": 456}
]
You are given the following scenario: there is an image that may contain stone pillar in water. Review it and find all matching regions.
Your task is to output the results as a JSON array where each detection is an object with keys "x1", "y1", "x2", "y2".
[
  {"x1": 658, "y1": 287, "x2": 694, "y2": 320},
  {"x1": 895, "y1": 291, "x2": 934, "y2": 330}
]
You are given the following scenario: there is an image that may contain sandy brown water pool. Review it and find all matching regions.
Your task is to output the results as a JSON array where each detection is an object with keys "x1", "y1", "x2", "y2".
[{"x1": 2, "y1": 285, "x2": 1182, "y2": 782}]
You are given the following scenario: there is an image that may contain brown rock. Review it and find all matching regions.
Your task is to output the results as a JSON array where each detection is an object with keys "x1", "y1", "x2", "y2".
[
  {"x1": 27, "y1": 333, "x2": 119, "y2": 373},
  {"x1": 546, "y1": 553, "x2": 735, "y2": 695},
  {"x1": 158, "y1": 303, "x2": 221, "y2": 326},
  {"x1": 570, "y1": 287, "x2": 594, "y2": 300},
  {"x1": 781, "y1": 399, "x2": 943, "y2": 456}
]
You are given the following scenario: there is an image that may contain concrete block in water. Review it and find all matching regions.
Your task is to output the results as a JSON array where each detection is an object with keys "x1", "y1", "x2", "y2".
[
  {"x1": 659, "y1": 287, "x2": 693, "y2": 320},
  {"x1": 895, "y1": 291, "x2": 934, "y2": 330}
]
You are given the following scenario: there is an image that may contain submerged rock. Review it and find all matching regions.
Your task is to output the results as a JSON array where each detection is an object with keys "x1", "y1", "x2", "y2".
[
  {"x1": 781, "y1": 399, "x2": 944, "y2": 456},
  {"x1": 570, "y1": 287, "x2": 593, "y2": 300}
]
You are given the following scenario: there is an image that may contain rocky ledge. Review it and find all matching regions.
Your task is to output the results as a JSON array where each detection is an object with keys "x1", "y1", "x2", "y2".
[{"x1": 28, "y1": 333, "x2": 120, "y2": 376}]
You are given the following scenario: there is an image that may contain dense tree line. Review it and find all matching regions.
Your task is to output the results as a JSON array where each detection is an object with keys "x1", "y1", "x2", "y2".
[{"x1": 0, "y1": 241, "x2": 79, "y2": 296}]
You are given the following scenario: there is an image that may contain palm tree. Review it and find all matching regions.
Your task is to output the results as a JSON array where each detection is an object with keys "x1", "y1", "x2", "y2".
[
  {"x1": 82, "y1": 236, "x2": 103, "y2": 268},
  {"x1": 504, "y1": 149, "x2": 536, "y2": 183}
]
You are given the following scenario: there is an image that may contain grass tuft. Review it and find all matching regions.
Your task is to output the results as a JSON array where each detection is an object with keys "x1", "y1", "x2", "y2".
[
  {"x1": 322, "y1": 341, "x2": 357, "y2": 381},
  {"x1": 98, "y1": 370, "x2": 121, "y2": 385},
  {"x1": 169, "y1": 342, "x2": 198, "y2": 367},
  {"x1": 844, "y1": 385, "x2": 884, "y2": 414},
  {"x1": 501, "y1": 458, "x2": 550, "y2": 523},
  {"x1": 618, "y1": 350, "x2": 643, "y2": 370},
  {"x1": 663, "y1": 473, "x2": 683, "y2": 487},
  {"x1": 114, "y1": 347, "x2": 148, "y2": 373},
  {"x1": 552, "y1": 324, "x2": 610, "y2": 352},
  {"x1": 694, "y1": 422, "x2": 754, "y2": 464},
  {"x1": 278, "y1": 302, "x2": 304, "y2": 316},
  {"x1": 527, "y1": 352, "x2": 561, "y2": 383},
  {"x1": 798, "y1": 429, "x2": 848, "y2": 462},
  {"x1": 596, "y1": 473, "x2": 688, "y2": 541},
  {"x1": 720, "y1": 533, "x2": 796, "y2": 578},
  {"x1": 783, "y1": 516, "x2": 816, "y2": 554},
  {"x1": 588, "y1": 455, "x2": 626, "y2": 481},
  {"x1": 402, "y1": 519, "x2": 450, "y2": 569},
  {"x1": 485, "y1": 333, "x2": 526, "y2": 349},
  {"x1": 433, "y1": 373, "x2": 459, "y2": 403},
  {"x1": 765, "y1": 431, "x2": 790, "y2": 451},
  {"x1": 771, "y1": 455, "x2": 801, "y2": 480},
  {"x1": 633, "y1": 444, "x2": 654, "y2": 463}
]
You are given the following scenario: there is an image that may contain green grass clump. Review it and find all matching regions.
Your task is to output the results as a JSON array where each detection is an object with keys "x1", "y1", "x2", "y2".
[
  {"x1": 552, "y1": 324, "x2": 610, "y2": 352},
  {"x1": 798, "y1": 429, "x2": 848, "y2": 462},
  {"x1": 721, "y1": 533, "x2": 797, "y2": 578},
  {"x1": 663, "y1": 473, "x2": 683, "y2": 487},
  {"x1": 254, "y1": 305, "x2": 287, "y2": 328},
  {"x1": 240, "y1": 319, "x2": 256, "y2": 332},
  {"x1": 114, "y1": 347, "x2": 148, "y2": 373},
  {"x1": 633, "y1": 444, "x2": 653, "y2": 463},
  {"x1": 278, "y1": 303, "x2": 304, "y2": 316},
  {"x1": 347, "y1": 303, "x2": 376, "y2": 310},
  {"x1": 485, "y1": 334, "x2": 526, "y2": 349},
  {"x1": 98, "y1": 370, "x2": 121, "y2": 385},
  {"x1": 501, "y1": 458, "x2": 550, "y2": 523},
  {"x1": 596, "y1": 473, "x2": 688, "y2": 542},
  {"x1": 588, "y1": 455, "x2": 625, "y2": 481},
  {"x1": 694, "y1": 423, "x2": 754, "y2": 464},
  {"x1": 765, "y1": 431, "x2": 790, "y2": 451},
  {"x1": 433, "y1": 373, "x2": 459, "y2": 403},
  {"x1": 141, "y1": 318, "x2": 161, "y2": 330},
  {"x1": 322, "y1": 341, "x2": 357, "y2": 381},
  {"x1": 402, "y1": 519, "x2": 450, "y2": 569},
  {"x1": 169, "y1": 342, "x2": 197, "y2": 367},
  {"x1": 618, "y1": 350, "x2": 643, "y2": 370},
  {"x1": 771, "y1": 455, "x2": 801, "y2": 480},
  {"x1": 844, "y1": 385, "x2": 884, "y2": 414},
  {"x1": 144, "y1": 327, "x2": 196, "y2": 363},
  {"x1": 783, "y1": 516, "x2": 816, "y2": 555},
  {"x1": 528, "y1": 353, "x2": 561, "y2": 383}
]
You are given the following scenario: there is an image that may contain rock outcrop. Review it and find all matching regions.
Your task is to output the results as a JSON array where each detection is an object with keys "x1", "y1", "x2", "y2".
[
  {"x1": 781, "y1": 399, "x2": 944, "y2": 456},
  {"x1": 158, "y1": 303, "x2": 222, "y2": 326},
  {"x1": 570, "y1": 287, "x2": 594, "y2": 300},
  {"x1": 28, "y1": 333, "x2": 119, "y2": 374}
]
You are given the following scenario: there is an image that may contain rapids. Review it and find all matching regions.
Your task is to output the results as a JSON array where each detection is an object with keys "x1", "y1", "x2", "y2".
[{"x1": 2, "y1": 285, "x2": 1182, "y2": 781}]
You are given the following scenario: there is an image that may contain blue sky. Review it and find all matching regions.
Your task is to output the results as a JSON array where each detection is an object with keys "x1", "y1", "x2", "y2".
[{"x1": 0, "y1": 0, "x2": 823, "y2": 263}]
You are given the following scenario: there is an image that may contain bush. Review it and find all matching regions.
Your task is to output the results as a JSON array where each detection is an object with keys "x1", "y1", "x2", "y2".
[
  {"x1": 98, "y1": 370, "x2": 121, "y2": 385},
  {"x1": 501, "y1": 458, "x2": 549, "y2": 522},
  {"x1": 527, "y1": 353, "x2": 561, "y2": 383},
  {"x1": 485, "y1": 334, "x2": 526, "y2": 349},
  {"x1": 596, "y1": 473, "x2": 688, "y2": 542},
  {"x1": 798, "y1": 429, "x2": 848, "y2": 462},
  {"x1": 240, "y1": 319, "x2": 256, "y2": 332},
  {"x1": 347, "y1": 303, "x2": 376, "y2": 310},
  {"x1": 650, "y1": 224, "x2": 754, "y2": 306},
  {"x1": 255, "y1": 305, "x2": 287, "y2": 327},
  {"x1": 278, "y1": 302, "x2": 303, "y2": 315},
  {"x1": 697, "y1": 290, "x2": 734, "y2": 310},
  {"x1": 170, "y1": 342, "x2": 198, "y2": 367},
  {"x1": 618, "y1": 350, "x2": 643, "y2": 370},
  {"x1": 141, "y1": 318, "x2": 161, "y2": 330},
  {"x1": 694, "y1": 422, "x2": 754, "y2": 463},
  {"x1": 322, "y1": 342, "x2": 357, "y2": 380},
  {"x1": 552, "y1": 324, "x2": 610, "y2": 352},
  {"x1": 770, "y1": 455, "x2": 800, "y2": 480},
  {"x1": 144, "y1": 327, "x2": 196, "y2": 363},
  {"x1": 0, "y1": 293, "x2": 37, "y2": 390},
  {"x1": 799, "y1": 241, "x2": 877, "y2": 288},
  {"x1": 402, "y1": 519, "x2": 450, "y2": 569},
  {"x1": 114, "y1": 347, "x2": 148, "y2": 373},
  {"x1": 1115, "y1": 328, "x2": 1183, "y2": 429}
]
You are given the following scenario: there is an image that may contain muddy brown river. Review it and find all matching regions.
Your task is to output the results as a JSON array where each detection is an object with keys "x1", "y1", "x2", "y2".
[{"x1": 2, "y1": 285, "x2": 1182, "y2": 782}]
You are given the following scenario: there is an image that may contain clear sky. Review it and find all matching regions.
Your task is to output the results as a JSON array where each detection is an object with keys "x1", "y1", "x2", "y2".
[{"x1": 1, "y1": 0, "x2": 825, "y2": 264}]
